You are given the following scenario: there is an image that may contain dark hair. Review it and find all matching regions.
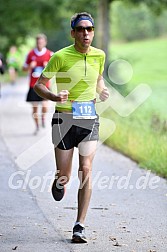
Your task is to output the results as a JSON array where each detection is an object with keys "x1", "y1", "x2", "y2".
[{"x1": 71, "y1": 12, "x2": 94, "y2": 29}]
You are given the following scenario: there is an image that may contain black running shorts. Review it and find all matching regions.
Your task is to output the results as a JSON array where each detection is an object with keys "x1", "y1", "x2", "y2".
[
  {"x1": 26, "y1": 87, "x2": 45, "y2": 102},
  {"x1": 51, "y1": 111, "x2": 99, "y2": 150}
]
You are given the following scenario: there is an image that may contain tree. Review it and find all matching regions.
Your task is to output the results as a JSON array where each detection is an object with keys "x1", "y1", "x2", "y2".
[
  {"x1": 96, "y1": 0, "x2": 167, "y2": 69},
  {"x1": 0, "y1": 0, "x2": 100, "y2": 55},
  {"x1": 96, "y1": 0, "x2": 115, "y2": 69},
  {"x1": 0, "y1": 0, "x2": 167, "y2": 60},
  {"x1": 0, "y1": 0, "x2": 66, "y2": 54},
  {"x1": 124, "y1": 0, "x2": 167, "y2": 14}
]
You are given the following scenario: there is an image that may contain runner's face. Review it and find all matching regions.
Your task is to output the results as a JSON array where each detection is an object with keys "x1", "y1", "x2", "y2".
[
  {"x1": 36, "y1": 38, "x2": 47, "y2": 51},
  {"x1": 71, "y1": 20, "x2": 94, "y2": 52}
]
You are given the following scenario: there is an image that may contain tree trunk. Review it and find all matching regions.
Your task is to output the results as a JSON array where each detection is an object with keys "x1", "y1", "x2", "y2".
[{"x1": 96, "y1": 0, "x2": 112, "y2": 71}]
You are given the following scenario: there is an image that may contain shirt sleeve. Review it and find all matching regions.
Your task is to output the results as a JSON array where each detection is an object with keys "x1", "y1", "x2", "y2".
[
  {"x1": 42, "y1": 52, "x2": 62, "y2": 79},
  {"x1": 99, "y1": 51, "x2": 106, "y2": 75}
]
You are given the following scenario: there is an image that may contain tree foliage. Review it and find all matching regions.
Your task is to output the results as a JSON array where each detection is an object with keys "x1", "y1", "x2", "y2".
[
  {"x1": 124, "y1": 0, "x2": 167, "y2": 14},
  {"x1": 0, "y1": 0, "x2": 167, "y2": 56},
  {"x1": 112, "y1": 1, "x2": 167, "y2": 42},
  {"x1": 0, "y1": 0, "x2": 67, "y2": 53}
]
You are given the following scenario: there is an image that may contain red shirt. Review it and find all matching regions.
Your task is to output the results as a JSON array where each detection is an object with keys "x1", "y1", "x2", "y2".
[{"x1": 24, "y1": 47, "x2": 53, "y2": 88}]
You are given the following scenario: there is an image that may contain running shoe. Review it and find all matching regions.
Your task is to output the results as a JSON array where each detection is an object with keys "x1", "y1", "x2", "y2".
[
  {"x1": 51, "y1": 179, "x2": 65, "y2": 201},
  {"x1": 71, "y1": 224, "x2": 87, "y2": 243}
]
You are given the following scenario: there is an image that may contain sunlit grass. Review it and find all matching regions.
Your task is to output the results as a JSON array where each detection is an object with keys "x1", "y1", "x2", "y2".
[{"x1": 101, "y1": 38, "x2": 167, "y2": 178}]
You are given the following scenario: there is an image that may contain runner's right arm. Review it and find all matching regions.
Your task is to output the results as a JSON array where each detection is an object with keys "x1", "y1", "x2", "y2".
[
  {"x1": 34, "y1": 74, "x2": 69, "y2": 103},
  {"x1": 23, "y1": 61, "x2": 37, "y2": 72}
]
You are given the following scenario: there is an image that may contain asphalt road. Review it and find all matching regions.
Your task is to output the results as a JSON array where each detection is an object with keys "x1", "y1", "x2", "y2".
[{"x1": 0, "y1": 77, "x2": 167, "y2": 252}]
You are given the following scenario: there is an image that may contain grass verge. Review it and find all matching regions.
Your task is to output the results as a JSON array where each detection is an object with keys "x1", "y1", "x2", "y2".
[{"x1": 100, "y1": 38, "x2": 167, "y2": 178}]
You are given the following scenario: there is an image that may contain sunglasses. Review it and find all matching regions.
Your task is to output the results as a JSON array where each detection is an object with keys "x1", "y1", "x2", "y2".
[{"x1": 74, "y1": 26, "x2": 95, "y2": 32}]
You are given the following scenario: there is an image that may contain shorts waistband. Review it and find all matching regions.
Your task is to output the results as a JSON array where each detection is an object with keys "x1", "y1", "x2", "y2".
[{"x1": 55, "y1": 109, "x2": 72, "y2": 114}]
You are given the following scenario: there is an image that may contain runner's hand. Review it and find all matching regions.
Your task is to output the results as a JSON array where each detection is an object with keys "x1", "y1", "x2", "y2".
[
  {"x1": 99, "y1": 87, "x2": 109, "y2": 101},
  {"x1": 57, "y1": 90, "x2": 69, "y2": 103},
  {"x1": 30, "y1": 61, "x2": 37, "y2": 69},
  {"x1": 43, "y1": 61, "x2": 48, "y2": 67}
]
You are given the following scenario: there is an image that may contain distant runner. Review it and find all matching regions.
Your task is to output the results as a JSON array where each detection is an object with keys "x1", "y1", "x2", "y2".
[{"x1": 23, "y1": 34, "x2": 53, "y2": 134}]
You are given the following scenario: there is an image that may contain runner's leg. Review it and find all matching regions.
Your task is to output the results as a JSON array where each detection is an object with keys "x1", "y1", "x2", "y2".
[
  {"x1": 32, "y1": 102, "x2": 39, "y2": 133},
  {"x1": 41, "y1": 100, "x2": 48, "y2": 127},
  {"x1": 76, "y1": 140, "x2": 97, "y2": 224},
  {"x1": 9, "y1": 67, "x2": 17, "y2": 84},
  {"x1": 54, "y1": 147, "x2": 74, "y2": 185}
]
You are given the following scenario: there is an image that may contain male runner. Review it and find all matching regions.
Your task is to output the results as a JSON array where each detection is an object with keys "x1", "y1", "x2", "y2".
[
  {"x1": 34, "y1": 12, "x2": 109, "y2": 243},
  {"x1": 23, "y1": 34, "x2": 53, "y2": 134}
]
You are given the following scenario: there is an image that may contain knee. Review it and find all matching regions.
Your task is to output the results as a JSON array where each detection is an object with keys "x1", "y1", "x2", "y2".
[
  {"x1": 79, "y1": 165, "x2": 92, "y2": 179},
  {"x1": 32, "y1": 106, "x2": 38, "y2": 115}
]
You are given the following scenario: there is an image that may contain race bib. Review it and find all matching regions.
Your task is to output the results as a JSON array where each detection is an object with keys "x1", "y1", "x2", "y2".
[
  {"x1": 72, "y1": 101, "x2": 97, "y2": 119},
  {"x1": 32, "y1": 66, "x2": 44, "y2": 78}
]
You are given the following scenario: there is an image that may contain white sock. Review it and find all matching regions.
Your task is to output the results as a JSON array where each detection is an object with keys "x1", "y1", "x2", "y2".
[{"x1": 74, "y1": 221, "x2": 84, "y2": 228}]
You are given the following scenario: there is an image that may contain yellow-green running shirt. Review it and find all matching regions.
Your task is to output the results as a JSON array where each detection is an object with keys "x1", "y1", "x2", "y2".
[{"x1": 42, "y1": 44, "x2": 105, "y2": 111}]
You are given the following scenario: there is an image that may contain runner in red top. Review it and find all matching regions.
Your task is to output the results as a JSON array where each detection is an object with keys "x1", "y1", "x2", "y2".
[{"x1": 23, "y1": 33, "x2": 53, "y2": 134}]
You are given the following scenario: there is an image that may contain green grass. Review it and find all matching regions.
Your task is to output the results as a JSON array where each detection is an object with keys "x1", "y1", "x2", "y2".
[{"x1": 100, "y1": 38, "x2": 167, "y2": 178}]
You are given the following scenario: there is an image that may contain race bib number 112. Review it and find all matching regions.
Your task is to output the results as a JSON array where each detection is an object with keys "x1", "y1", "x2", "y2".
[{"x1": 72, "y1": 101, "x2": 97, "y2": 119}]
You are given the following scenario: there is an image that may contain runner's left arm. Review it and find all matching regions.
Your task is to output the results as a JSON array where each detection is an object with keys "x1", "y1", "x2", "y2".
[{"x1": 96, "y1": 75, "x2": 109, "y2": 101}]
